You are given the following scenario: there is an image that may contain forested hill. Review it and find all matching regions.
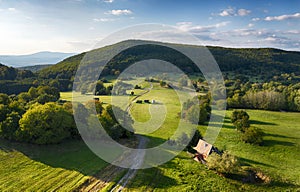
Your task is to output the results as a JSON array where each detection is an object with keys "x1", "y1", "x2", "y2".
[
  {"x1": 18, "y1": 64, "x2": 53, "y2": 72},
  {"x1": 38, "y1": 40, "x2": 300, "y2": 81},
  {"x1": 0, "y1": 63, "x2": 34, "y2": 80},
  {"x1": 208, "y1": 46, "x2": 300, "y2": 76}
]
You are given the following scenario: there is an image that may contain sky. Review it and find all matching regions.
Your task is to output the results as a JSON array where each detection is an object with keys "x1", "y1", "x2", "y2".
[{"x1": 1, "y1": 0, "x2": 300, "y2": 54}]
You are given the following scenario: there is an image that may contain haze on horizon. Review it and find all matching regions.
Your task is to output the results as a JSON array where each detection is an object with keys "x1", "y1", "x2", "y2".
[{"x1": 1, "y1": 0, "x2": 300, "y2": 55}]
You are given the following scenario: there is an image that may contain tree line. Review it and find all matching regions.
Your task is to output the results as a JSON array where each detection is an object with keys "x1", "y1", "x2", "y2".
[
  {"x1": 0, "y1": 86, "x2": 133, "y2": 144},
  {"x1": 227, "y1": 80, "x2": 300, "y2": 112}
]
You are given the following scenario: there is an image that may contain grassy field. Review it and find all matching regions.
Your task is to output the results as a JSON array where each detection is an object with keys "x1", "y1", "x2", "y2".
[
  {"x1": 2, "y1": 82, "x2": 299, "y2": 191},
  {"x1": 0, "y1": 139, "x2": 108, "y2": 191},
  {"x1": 124, "y1": 109, "x2": 300, "y2": 191},
  {"x1": 60, "y1": 80, "x2": 150, "y2": 109},
  {"x1": 61, "y1": 83, "x2": 300, "y2": 191},
  {"x1": 129, "y1": 83, "x2": 196, "y2": 146}
]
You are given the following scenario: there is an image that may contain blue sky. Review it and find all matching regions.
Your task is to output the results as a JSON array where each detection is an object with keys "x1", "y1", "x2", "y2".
[{"x1": 1, "y1": 0, "x2": 300, "y2": 54}]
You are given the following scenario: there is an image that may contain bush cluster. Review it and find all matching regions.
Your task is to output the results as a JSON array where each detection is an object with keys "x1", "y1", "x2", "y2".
[{"x1": 231, "y1": 110, "x2": 264, "y2": 145}]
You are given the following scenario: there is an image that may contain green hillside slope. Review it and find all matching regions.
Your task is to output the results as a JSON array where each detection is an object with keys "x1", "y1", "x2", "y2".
[{"x1": 38, "y1": 40, "x2": 300, "y2": 82}]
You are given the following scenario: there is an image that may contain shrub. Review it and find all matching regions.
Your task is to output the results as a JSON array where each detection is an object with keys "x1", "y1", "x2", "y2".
[
  {"x1": 231, "y1": 110, "x2": 250, "y2": 132},
  {"x1": 0, "y1": 111, "x2": 21, "y2": 140},
  {"x1": 85, "y1": 100, "x2": 103, "y2": 114},
  {"x1": 241, "y1": 126, "x2": 264, "y2": 145},
  {"x1": 37, "y1": 85, "x2": 60, "y2": 101},
  {"x1": 98, "y1": 105, "x2": 134, "y2": 140},
  {"x1": 160, "y1": 80, "x2": 166, "y2": 87},
  {"x1": 231, "y1": 110, "x2": 249, "y2": 123},
  {"x1": 206, "y1": 151, "x2": 240, "y2": 175},
  {"x1": 36, "y1": 94, "x2": 57, "y2": 104},
  {"x1": 0, "y1": 93, "x2": 10, "y2": 105},
  {"x1": 188, "y1": 129, "x2": 202, "y2": 147},
  {"x1": 185, "y1": 105, "x2": 208, "y2": 125}
]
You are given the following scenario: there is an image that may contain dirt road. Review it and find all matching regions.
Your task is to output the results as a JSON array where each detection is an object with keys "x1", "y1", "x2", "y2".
[{"x1": 79, "y1": 84, "x2": 152, "y2": 192}]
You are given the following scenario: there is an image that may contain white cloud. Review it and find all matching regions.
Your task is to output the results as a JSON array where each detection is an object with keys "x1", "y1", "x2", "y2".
[
  {"x1": 104, "y1": 0, "x2": 114, "y2": 3},
  {"x1": 106, "y1": 9, "x2": 133, "y2": 16},
  {"x1": 219, "y1": 7, "x2": 250, "y2": 17},
  {"x1": 93, "y1": 18, "x2": 115, "y2": 22},
  {"x1": 207, "y1": 27, "x2": 300, "y2": 51},
  {"x1": 8, "y1": 7, "x2": 16, "y2": 12},
  {"x1": 238, "y1": 9, "x2": 251, "y2": 16},
  {"x1": 284, "y1": 30, "x2": 300, "y2": 34},
  {"x1": 264, "y1": 12, "x2": 300, "y2": 21},
  {"x1": 252, "y1": 17, "x2": 260, "y2": 21},
  {"x1": 264, "y1": 37, "x2": 277, "y2": 41},
  {"x1": 176, "y1": 21, "x2": 230, "y2": 33},
  {"x1": 219, "y1": 7, "x2": 235, "y2": 16},
  {"x1": 248, "y1": 23, "x2": 254, "y2": 27}
]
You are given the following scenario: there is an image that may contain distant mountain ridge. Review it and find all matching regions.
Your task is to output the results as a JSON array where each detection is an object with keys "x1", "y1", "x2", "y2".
[{"x1": 0, "y1": 51, "x2": 76, "y2": 68}]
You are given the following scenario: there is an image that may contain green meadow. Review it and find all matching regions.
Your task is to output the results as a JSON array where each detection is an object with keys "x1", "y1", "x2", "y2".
[
  {"x1": 0, "y1": 139, "x2": 107, "y2": 191},
  {"x1": 124, "y1": 109, "x2": 300, "y2": 191},
  {"x1": 1, "y1": 83, "x2": 299, "y2": 191}
]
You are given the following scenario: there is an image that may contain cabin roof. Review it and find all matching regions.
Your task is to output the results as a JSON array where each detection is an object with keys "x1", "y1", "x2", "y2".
[{"x1": 193, "y1": 139, "x2": 213, "y2": 158}]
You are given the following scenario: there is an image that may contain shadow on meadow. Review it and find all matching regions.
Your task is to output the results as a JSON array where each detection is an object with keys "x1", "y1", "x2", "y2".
[
  {"x1": 249, "y1": 120, "x2": 277, "y2": 126},
  {"x1": 0, "y1": 138, "x2": 107, "y2": 175},
  {"x1": 0, "y1": 133, "x2": 178, "y2": 186},
  {"x1": 263, "y1": 139, "x2": 295, "y2": 147},
  {"x1": 125, "y1": 166, "x2": 178, "y2": 190},
  {"x1": 264, "y1": 133, "x2": 298, "y2": 139},
  {"x1": 239, "y1": 157, "x2": 275, "y2": 168}
]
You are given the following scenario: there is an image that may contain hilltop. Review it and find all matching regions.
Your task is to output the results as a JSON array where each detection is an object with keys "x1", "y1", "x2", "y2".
[
  {"x1": 37, "y1": 40, "x2": 300, "y2": 82},
  {"x1": 0, "y1": 63, "x2": 34, "y2": 80}
]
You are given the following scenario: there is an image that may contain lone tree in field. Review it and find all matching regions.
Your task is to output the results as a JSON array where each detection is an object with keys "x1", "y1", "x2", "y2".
[
  {"x1": 231, "y1": 110, "x2": 264, "y2": 145},
  {"x1": 231, "y1": 110, "x2": 250, "y2": 132},
  {"x1": 241, "y1": 126, "x2": 264, "y2": 145}
]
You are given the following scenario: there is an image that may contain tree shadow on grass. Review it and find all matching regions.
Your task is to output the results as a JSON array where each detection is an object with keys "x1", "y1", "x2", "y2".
[
  {"x1": 226, "y1": 172, "x2": 299, "y2": 190},
  {"x1": 249, "y1": 120, "x2": 277, "y2": 126},
  {"x1": 239, "y1": 157, "x2": 275, "y2": 168},
  {"x1": 0, "y1": 129, "x2": 188, "y2": 169},
  {"x1": 264, "y1": 133, "x2": 298, "y2": 139},
  {"x1": 0, "y1": 138, "x2": 107, "y2": 176},
  {"x1": 125, "y1": 166, "x2": 177, "y2": 190},
  {"x1": 268, "y1": 180, "x2": 300, "y2": 190},
  {"x1": 207, "y1": 121, "x2": 235, "y2": 129},
  {"x1": 222, "y1": 124, "x2": 235, "y2": 129},
  {"x1": 263, "y1": 139, "x2": 295, "y2": 147}
]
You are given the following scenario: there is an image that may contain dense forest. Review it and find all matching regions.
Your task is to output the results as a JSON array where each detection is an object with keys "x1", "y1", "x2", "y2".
[
  {"x1": 0, "y1": 63, "x2": 34, "y2": 80},
  {"x1": 37, "y1": 40, "x2": 300, "y2": 81},
  {"x1": 1, "y1": 40, "x2": 300, "y2": 111}
]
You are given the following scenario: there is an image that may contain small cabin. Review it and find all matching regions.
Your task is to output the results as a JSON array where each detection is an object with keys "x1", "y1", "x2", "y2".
[
  {"x1": 193, "y1": 139, "x2": 212, "y2": 160},
  {"x1": 193, "y1": 139, "x2": 221, "y2": 163}
]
